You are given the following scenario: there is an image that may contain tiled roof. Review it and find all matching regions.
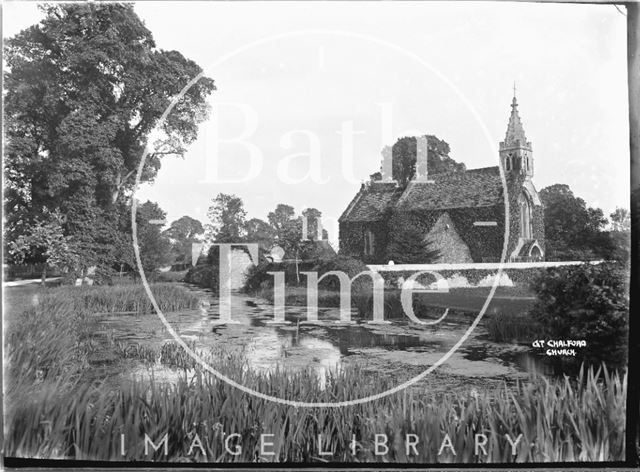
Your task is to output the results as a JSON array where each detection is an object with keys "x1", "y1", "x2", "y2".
[
  {"x1": 396, "y1": 166, "x2": 503, "y2": 211},
  {"x1": 339, "y1": 182, "x2": 403, "y2": 222}
]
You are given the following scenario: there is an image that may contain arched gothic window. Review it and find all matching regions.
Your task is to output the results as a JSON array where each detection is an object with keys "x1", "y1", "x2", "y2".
[
  {"x1": 518, "y1": 191, "x2": 532, "y2": 239},
  {"x1": 364, "y1": 229, "x2": 375, "y2": 256},
  {"x1": 506, "y1": 154, "x2": 512, "y2": 171}
]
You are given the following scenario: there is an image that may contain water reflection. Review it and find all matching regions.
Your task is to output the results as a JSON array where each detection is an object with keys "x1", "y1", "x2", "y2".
[{"x1": 94, "y1": 288, "x2": 548, "y2": 388}]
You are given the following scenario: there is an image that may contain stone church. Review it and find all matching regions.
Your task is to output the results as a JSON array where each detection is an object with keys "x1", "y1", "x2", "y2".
[{"x1": 339, "y1": 95, "x2": 545, "y2": 264}]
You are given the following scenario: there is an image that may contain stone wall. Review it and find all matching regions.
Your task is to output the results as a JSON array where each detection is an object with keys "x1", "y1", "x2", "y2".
[{"x1": 425, "y1": 212, "x2": 474, "y2": 263}]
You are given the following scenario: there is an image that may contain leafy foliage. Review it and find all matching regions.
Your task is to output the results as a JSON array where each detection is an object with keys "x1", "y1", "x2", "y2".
[
  {"x1": 8, "y1": 211, "x2": 76, "y2": 282},
  {"x1": 385, "y1": 212, "x2": 440, "y2": 264},
  {"x1": 205, "y1": 194, "x2": 247, "y2": 243},
  {"x1": 372, "y1": 135, "x2": 465, "y2": 186},
  {"x1": 4, "y1": 4, "x2": 214, "y2": 276},
  {"x1": 245, "y1": 218, "x2": 277, "y2": 251},
  {"x1": 134, "y1": 201, "x2": 174, "y2": 274},
  {"x1": 530, "y1": 262, "x2": 629, "y2": 368},
  {"x1": 539, "y1": 184, "x2": 614, "y2": 260},
  {"x1": 163, "y1": 215, "x2": 204, "y2": 269},
  {"x1": 184, "y1": 261, "x2": 220, "y2": 293},
  {"x1": 608, "y1": 207, "x2": 631, "y2": 264}
]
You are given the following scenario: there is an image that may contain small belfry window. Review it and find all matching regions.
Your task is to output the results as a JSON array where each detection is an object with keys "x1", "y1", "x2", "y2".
[
  {"x1": 506, "y1": 155, "x2": 511, "y2": 171},
  {"x1": 364, "y1": 229, "x2": 375, "y2": 256}
]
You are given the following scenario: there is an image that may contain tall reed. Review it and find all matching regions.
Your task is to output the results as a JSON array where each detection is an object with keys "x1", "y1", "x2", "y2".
[
  {"x1": 4, "y1": 286, "x2": 627, "y2": 463},
  {"x1": 39, "y1": 283, "x2": 201, "y2": 315}
]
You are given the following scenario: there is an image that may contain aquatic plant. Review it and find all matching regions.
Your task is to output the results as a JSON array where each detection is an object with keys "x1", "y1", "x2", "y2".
[
  {"x1": 3, "y1": 286, "x2": 627, "y2": 463},
  {"x1": 4, "y1": 348, "x2": 626, "y2": 463},
  {"x1": 38, "y1": 283, "x2": 201, "y2": 315},
  {"x1": 484, "y1": 312, "x2": 542, "y2": 344}
]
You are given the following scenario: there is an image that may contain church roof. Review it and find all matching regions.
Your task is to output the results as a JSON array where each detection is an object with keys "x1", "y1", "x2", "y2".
[
  {"x1": 339, "y1": 182, "x2": 403, "y2": 222},
  {"x1": 397, "y1": 166, "x2": 503, "y2": 211},
  {"x1": 340, "y1": 166, "x2": 504, "y2": 222}
]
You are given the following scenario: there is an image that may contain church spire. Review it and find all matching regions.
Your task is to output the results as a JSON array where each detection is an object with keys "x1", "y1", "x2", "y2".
[
  {"x1": 504, "y1": 89, "x2": 527, "y2": 146},
  {"x1": 499, "y1": 87, "x2": 533, "y2": 179}
]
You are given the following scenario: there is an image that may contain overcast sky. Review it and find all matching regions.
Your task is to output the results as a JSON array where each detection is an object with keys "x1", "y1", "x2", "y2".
[{"x1": 4, "y1": 2, "x2": 630, "y2": 244}]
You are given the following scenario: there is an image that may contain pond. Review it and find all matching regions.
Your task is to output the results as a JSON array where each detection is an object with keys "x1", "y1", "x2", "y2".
[{"x1": 94, "y1": 285, "x2": 556, "y2": 393}]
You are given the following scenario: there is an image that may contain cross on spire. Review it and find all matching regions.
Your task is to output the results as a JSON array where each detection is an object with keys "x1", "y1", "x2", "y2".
[{"x1": 513, "y1": 81, "x2": 517, "y2": 98}]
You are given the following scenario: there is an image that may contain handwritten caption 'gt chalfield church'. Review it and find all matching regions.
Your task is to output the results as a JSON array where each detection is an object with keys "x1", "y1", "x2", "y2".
[{"x1": 531, "y1": 339, "x2": 587, "y2": 357}]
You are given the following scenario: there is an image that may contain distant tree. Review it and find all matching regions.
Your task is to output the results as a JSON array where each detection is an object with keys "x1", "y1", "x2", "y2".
[
  {"x1": 608, "y1": 207, "x2": 631, "y2": 264},
  {"x1": 375, "y1": 135, "x2": 465, "y2": 186},
  {"x1": 245, "y1": 218, "x2": 277, "y2": 250},
  {"x1": 163, "y1": 216, "x2": 204, "y2": 269},
  {"x1": 610, "y1": 207, "x2": 631, "y2": 232},
  {"x1": 4, "y1": 4, "x2": 214, "y2": 275},
  {"x1": 136, "y1": 201, "x2": 173, "y2": 273},
  {"x1": 206, "y1": 194, "x2": 246, "y2": 243},
  {"x1": 385, "y1": 212, "x2": 440, "y2": 264},
  {"x1": 267, "y1": 204, "x2": 296, "y2": 234},
  {"x1": 266, "y1": 204, "x2": 299, "y2": 255},
  {"x1": 8, "y1": 211, "x2": 76, "y2": 285},
  {"x1": 539, "y1": 184, "x2": 614, "y2": 260}
]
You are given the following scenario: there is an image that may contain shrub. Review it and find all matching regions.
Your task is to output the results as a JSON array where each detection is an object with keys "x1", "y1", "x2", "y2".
[
  {"x1": 184, "y1": 263, "x2": 219, "y2": 292},
  {"x1": 310, "y1": 255, "x2": 370, "y2": 289},
  {"x1": 243, "y1": 255, "x2": 369, "y2": 293},
  {"x1": 529, "y1": 262, "x2": 629, "y2": 368}
]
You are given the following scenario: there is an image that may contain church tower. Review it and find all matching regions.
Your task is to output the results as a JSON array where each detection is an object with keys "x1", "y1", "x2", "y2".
[{"x1": 499, "y1": 90, "x2": 533, "y2": 179}]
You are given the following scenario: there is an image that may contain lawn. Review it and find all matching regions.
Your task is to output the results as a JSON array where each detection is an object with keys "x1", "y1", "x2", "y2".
[{"x1": 249, "y1": 284, "x2": 537, "y2": 317}]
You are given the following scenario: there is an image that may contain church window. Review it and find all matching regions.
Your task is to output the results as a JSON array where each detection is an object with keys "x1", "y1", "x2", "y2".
[
  {"x1": 506, "y1": 155, "x2": 512, "y2": 171},
  {"x1": 364, "y1": 229, "x2": 375, "y2": 255},
  {"x1": 518, "y1": 191, "x2": 533, "y2": 239}
]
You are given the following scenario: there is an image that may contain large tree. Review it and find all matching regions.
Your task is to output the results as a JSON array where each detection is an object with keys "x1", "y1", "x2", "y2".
[
  {"x1": 539, "y1": 184, "x2": 614, "y2": 260},
  {"x1": 372, "y1": 135, "x2": 466, "y2": 186},
  {"x1": 4, "y1": 4, "x2": 215, "y2": 275}
]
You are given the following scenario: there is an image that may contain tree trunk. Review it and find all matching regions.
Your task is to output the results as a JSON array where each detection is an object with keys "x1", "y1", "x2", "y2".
[{"x1": 41, "y1": 265, "x2": 47, "y2": 287}]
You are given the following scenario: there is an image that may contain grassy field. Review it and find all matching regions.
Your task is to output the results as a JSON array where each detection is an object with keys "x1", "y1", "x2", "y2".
[
  {"x1": 250, "y1": 285, "x2": 536, "y2": 314},
  {"x1": 3, "y1": 282, "x2": 627, "y2": 463}
]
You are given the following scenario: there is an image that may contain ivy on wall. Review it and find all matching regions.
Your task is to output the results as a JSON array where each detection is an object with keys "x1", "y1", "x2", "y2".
[{"x1": 339, "y1": 171, "x2": 546, "y2": 262}]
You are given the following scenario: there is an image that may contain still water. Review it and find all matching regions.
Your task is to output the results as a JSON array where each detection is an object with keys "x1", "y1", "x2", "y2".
[{"x1": 95, "y1": 286, "x2": 553, "y2": 392}]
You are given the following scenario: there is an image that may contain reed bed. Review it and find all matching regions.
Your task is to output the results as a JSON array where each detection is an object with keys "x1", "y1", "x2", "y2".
[
  {"x1": 4, "y1": 350, "x2": 626, "y2": 463},
  {"x1": 40, "y1": 283, "x2": 201, "y2": 315},
  {"x1": 484, "y1": 312, "x2": 542, "y2": 343},
  {"x1": 3, "y1": 285, "x2": 627, "y2": 463}
]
